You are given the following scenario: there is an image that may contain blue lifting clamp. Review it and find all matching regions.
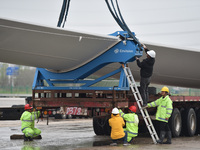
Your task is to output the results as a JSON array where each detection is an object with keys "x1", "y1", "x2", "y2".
[{"x1": 32, "y1": 31, "x2": 143, "y2": 91}]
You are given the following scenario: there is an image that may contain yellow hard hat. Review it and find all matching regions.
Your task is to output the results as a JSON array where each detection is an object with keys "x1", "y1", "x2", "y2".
[{"x1": 161, "y1": 86, "x2": 169, "y2": 93}]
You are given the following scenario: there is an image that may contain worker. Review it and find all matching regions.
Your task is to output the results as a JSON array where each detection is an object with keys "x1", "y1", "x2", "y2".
[
  {"x1": 20, "y1": 104, "x2": 41, "y2": 141},
  {"x1": 135, "y1": 44, "x2": 156, "y2": 107},
  {"x1": 109, "y1": 107, "x2": 129, "y2": 146},
  {"x1": 143, "y1": 86, "x2": 173, "y2": 144},
  {"x1": 119, "y1": 105, "x2": 139, "y2": 143}
]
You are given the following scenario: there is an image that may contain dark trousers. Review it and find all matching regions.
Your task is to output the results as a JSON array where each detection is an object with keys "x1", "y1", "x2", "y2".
[
  {"x1": 112, "y1": 131, "x2": 128, "y2": 144},
  {"x1": 159, "y1": 121, "x2": 170, "y2": 132},
  {"x1": 140, "y1": 77, "x2": 151, "y2": 105}
]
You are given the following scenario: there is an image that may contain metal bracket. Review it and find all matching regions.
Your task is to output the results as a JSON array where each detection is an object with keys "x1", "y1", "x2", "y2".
[{"x1": 32, "y1": 31, "x2": 143, "y2": 91}]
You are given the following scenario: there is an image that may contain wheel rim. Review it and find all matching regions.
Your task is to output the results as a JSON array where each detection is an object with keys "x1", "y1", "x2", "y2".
[
  {"x1": 175, "y1": 114, "x2": 181, "y2": 132},
  {"x1": 190, "y1": 114, "x2": 195, "y2": 131},
  {"x1": 62, "y1": 114, "x2": 66, "y2": 119}
]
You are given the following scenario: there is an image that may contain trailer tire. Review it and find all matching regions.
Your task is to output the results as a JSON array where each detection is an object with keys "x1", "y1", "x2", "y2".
[
  {"x1": 182, "y1": 108, "x2": 196, "y2": 136},
  {"x1": 195, "y1": 109, "x2": 200, "y2": 134},
  {"x1": 61, "y1": 114, "x2": 67, "y2": 119},
  {"x1": 93, "y1": 116, "x2": 111, "y2": 135},
  {"x1": 169, "y1": 108, "x2": 182, "y2": 137},
  {"x1": 93, "y1": 117, "x2": 104, "y2": 135},
  {"x1": 103, "y1": 117, "x2": 111, "y2": 136},
  {"x1": 55, "y1": 114, "x2": 62, "y2": 119},
  {"x1": 67, "y1": 114, "x2": 73, "y2": 119}
]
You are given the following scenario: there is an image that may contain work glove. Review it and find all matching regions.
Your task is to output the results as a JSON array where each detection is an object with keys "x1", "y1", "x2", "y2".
[
  {"x1": 141, "y1": 43, "x2": 147, "y2": 49},
  {"x1": 135, "y1": 56, "x2": 139, "y2": 60},
  {"x1": 142, "y1": 105, "x2": 148, "y2": 109}
]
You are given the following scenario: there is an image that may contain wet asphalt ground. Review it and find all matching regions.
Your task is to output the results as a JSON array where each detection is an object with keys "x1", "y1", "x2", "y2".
[{"x1": 1, "y1": 119, "x2": 200, "y2": 150}]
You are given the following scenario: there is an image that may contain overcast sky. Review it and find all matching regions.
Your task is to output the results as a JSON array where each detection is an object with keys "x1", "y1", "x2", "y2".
[{"x1": 0, "y1": 0, "x2": 200, "y2": 50}]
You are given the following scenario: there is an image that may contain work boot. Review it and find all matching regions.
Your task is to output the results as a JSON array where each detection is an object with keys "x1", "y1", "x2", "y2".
[
  {"x1": 110, "y1": 143, "x2": 117, "y2": 146},
  {"x1": 163, "y1": 131, "x2": 172, "y2": 144},
  {"x1": 24, "y1": 135, "x2": 28, "y2": 141},
  {"x1": 129, "y1": 138, "x2": 134, "y2": 144},
  {"x1": 123, "y1": 143, "x2": 131, "y2": 146},
  {"x1": 156, "y1": 131, "x2": 166, "y2": 144},
  {"x1": 28, "y1": 137, "x2": 33, "y2": 141}
]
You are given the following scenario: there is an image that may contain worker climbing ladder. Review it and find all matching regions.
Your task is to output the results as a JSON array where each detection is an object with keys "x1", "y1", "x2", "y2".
[{"x1": 122, "y1": 64, "x2": 159, "y2": 144}]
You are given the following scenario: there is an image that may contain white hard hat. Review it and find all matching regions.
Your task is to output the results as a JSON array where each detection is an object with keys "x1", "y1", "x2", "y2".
[
  {"x1": 147, "y1": 50, "x2": 156, "y2": 58},
  {"x1": 112, "y1": 107, "x2": 119, "y2": 114}
]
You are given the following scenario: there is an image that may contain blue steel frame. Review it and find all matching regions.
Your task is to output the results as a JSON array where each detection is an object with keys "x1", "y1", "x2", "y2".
[{"x1": 32, "y1": 31, "x2": 143, "y2": 91}]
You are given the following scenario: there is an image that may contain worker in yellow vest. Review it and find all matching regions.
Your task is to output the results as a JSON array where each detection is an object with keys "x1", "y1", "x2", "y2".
[
  {"x1": 144, "y1": 86, "x2": 173, "y2": 144},
  {"x1": 119, "y1": 105, "x2": 139, "y2": 143},
  {"x1": 20, "y1": 104, "x2": 41, "y2": 141}
]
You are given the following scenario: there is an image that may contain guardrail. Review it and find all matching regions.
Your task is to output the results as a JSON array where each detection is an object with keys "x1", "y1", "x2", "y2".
[{"x1": 0, "y1": 94, "x2": 31, "y2": 98}]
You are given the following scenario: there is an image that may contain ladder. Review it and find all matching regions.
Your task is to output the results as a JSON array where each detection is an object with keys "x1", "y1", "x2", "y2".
[{"x1": 122, "y1": 64, "x2": 159, "y2": 144}]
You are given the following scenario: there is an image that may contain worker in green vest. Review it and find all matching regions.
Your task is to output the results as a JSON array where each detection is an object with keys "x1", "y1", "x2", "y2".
[
  {"x1": 119, "y1": 105, "x2": 139, "y2": 143},
  {"x1": 144, "y1": 86, "x2": 173, "y2": 144},
  {"x1": 20, "y1": 104, "x2": 41, "y2": 141}
]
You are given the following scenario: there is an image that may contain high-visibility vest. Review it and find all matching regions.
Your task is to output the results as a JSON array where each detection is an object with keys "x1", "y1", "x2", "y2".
[
  {"x1": 20, "y1": 111, "x2": 40, "y2": 131},
  {"x1": 119, "y1": 109, "x2": 139, "y2": 137},
  {"x1": 148, "y1": 95, "x2": 173, "y2": 123}
]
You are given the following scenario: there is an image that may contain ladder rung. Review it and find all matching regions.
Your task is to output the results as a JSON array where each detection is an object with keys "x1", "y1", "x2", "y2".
[
  {"x1": 151, "y1": 132, "x2": 157, "y2": 136},
  {"x1": 143, "y1": 116, "x2": 150, "y2": 119},
  {"x1": 152, "y1": 133, "x2": 157, "y2": 135},
  {"x1": 136, "y1": 99, "x2": 142, "y2": 102},
  {"x1": 133, "y1": 93, "x2": 139, "y2": 95},
  {"x1": 130, "y1": 84, "x2": 136, "y2": 87},
  {"x1": 131, "y1": 87, "x2": 137, "y2": 90}
]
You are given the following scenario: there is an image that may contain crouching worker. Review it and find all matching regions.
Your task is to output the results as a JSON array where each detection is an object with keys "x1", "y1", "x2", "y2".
[
  {"x1": 20, "y1": 104, "x2": 41, "y2": 141},
  {"x1": 144, "y1": 86, "x2": 173, "y2": 144},
  {"x1": 109, "y1": 107, "x2": 130, "y2": 146},
  {"x1": 119, "y1": 105, "x2": 139, "y2": 143}
]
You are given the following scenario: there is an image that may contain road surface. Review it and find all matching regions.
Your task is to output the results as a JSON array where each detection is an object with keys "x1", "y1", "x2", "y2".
[{"x1": 0, "y1": 119, "x2": 200, "y2": 150}]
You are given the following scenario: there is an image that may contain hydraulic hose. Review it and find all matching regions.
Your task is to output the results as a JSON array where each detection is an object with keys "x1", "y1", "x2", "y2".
[
  {"x1": 57, "y1": 0, "x2": 71, "y2": 28},
  {"x1": 105, "y1": 0, "x2": 143, "y2": 50},
  {"x1": 62, "y1": 0, "x2": 71, "y2": 27},
  {"x1": 105, "y1": 0, "x2": 126, "y2": 31},
  {"x1": 57, "y1": 0, "x2": 67, "y2": 27}
]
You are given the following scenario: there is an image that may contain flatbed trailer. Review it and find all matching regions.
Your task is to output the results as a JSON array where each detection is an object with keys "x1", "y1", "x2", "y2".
[
  {"x1": 31, "y1": 88, "x2": 200, "y2": 138},
  {"x1": 29, "y1": 30, "x2": 200, "y2": 140},
  {"x1": 31, "y1": 89, "x2": 129, "y2": 119}
]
